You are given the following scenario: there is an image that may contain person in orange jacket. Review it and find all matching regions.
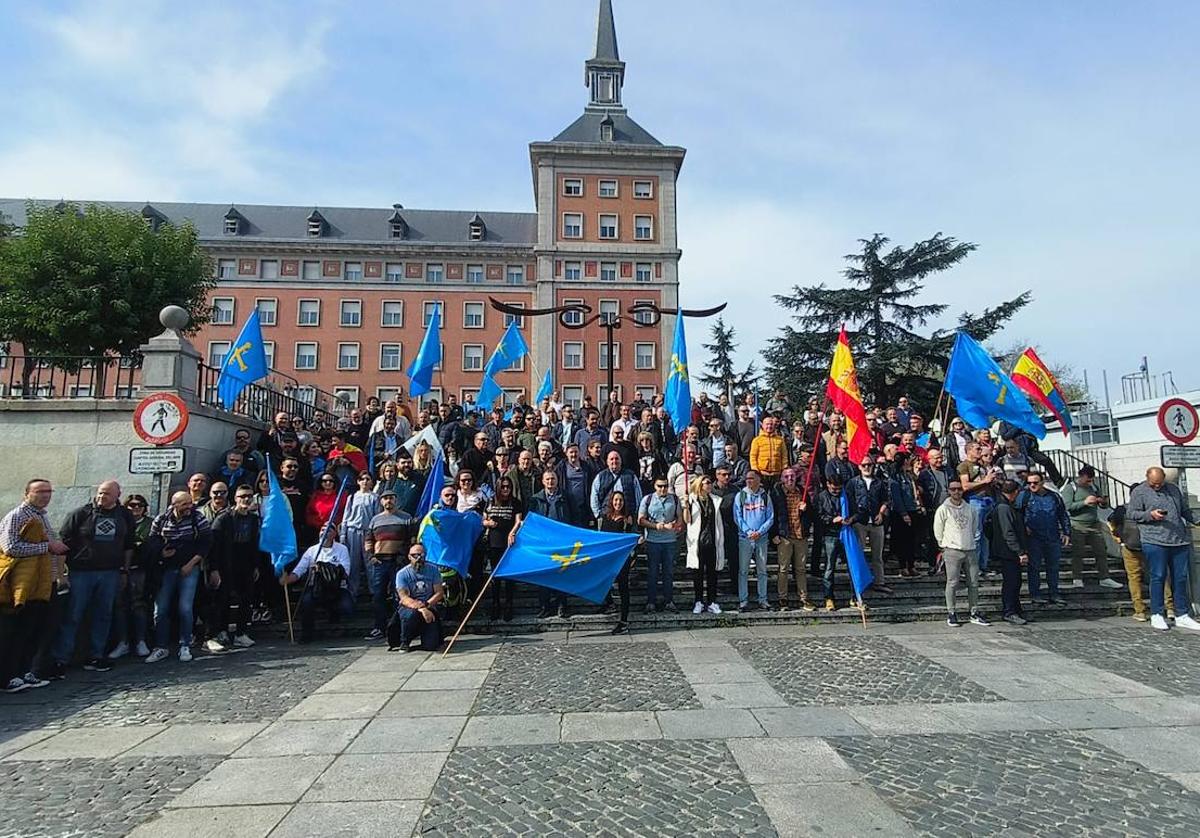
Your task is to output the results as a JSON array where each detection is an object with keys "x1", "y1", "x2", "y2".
[{"x1": 749, "y1": 416, "x2": 787, "y2": 489}]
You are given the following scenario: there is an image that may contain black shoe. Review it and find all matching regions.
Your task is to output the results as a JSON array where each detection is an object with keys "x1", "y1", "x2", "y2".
[
  {"x1": 947, "y1": 612, "x2": 962, "y2": 627},
  {"x1": 969, "y1": 611, "x2": 991, "y2": 627},
  {"x1": 1049, "y1": 596, "x2": 1067, "y2": 607},
  {"x1": 83, "y1": 658, "x2": 113, "y2": 672},
  {"x1": 400, "y1": 643, "x2": 414, "y2": 653},
  {"x1": 502, "y1": 606, "x2": 513, "y2": 622},
  {"x1": 645, "y1": 602, "x2": 656, "y2": 615},
  {"x1": 536, "y1": 608, "x2": 553, "y2": 619},
  {"x1": 664, "y1": 601, "x2": 678, "y2": 613},
  {"x1": 738, "y1": 602, "x2": 750, "y2": 613},
  {"x1": 363, "y1": 628, "x2": 384, "y2": 641},
  {"x1": 557, "y1": 604, "x2": 568, "y2": 619},
  {"x1": 610, "y1": 621, "x2": 628, "y2": 635},
  {"x1": 40, "y1": 662, "x2": 67, "y2": 681}
]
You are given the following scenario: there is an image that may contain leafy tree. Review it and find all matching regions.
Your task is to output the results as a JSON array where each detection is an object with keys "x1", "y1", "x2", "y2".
[
  {"x1": 0, "y1": 202, "x2": 215, "y2": 392},
  {"x1": 698, "y1": 316, "x2": 760, "y2": 398},
  {"x1": 991, "y1": 340, "x2": 1089, "y2": 405},
  {"x1": 762, "y1": 233, "x2": 1031, "y2": 408}
]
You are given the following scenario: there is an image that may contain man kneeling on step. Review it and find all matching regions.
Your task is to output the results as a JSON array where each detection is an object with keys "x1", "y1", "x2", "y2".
[
  {"x1": 389, "y1": 543, "x2": 445, "y2": 652},
  {"x1": 280, "y1": 526, "x2": 353, "y2": 643}
]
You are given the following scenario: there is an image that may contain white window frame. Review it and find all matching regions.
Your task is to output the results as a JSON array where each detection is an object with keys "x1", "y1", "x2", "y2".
[
  {"x1": 211, "y1": 297, "x2": 235, "y2": 325},
  {"x1": 376, "y1": 387, "x2": 401, "y2": 403},
  {"x1": 381, "y1": 300, "x2": 404, "y2": 327},
  {"x1": 339, "y1": 299, "x2": 362, "y2": 328},
  {"x1": 562, "y1": 341, "x2": 584, "y2": 370},
  {"x1": 255, "y1": 297, "x2": 277, "y2": 326},
  {"x1": 562, "y1": 298, "x2": 584, "y2": 326},
  {"x1": 217, "y1": 259, "x2": 236, "y2": 279},
  {"x1": 262, "y1": 341, "x2": 275, "y2": 370},
  {"x1": 502, "y1": 388, "x2": 525, "y2": 408},
  {"x1": 294, "y1": 342, "x2": 318, "y2": 370},
  {"x1": 385, "y1": 262, "x2": 404, "y2": 283},
  {"x1": 599, "y1": 299, "x2": 619, "y2": 325},
  {"x1": 466, "y1": 264, "x2": 484, "y2": 284},
  {"x1": 634, "y1": 215, "x2": 653, "y2": 241},
  {"x1": 634, "y1": 385, "x2": 658, "y2": 403},
  {"x1": 598, "y1": 384, "x2": 623, "y2": 403},
  {"x1": 635, "y1": 342, "x2": 656, "y2": 370},
  {"x1": 598, "y1": 179, "x2": 619, "y2": 198},
  {"x1": 297, "y1": 299, "x2": 320, "y2": 326},
  {"x1": 337, "y1": 342, "x2": 360, "y2": 371},
  {"x1": 259, "y1": 260, "x2": 279, "y2": 280},
  {"x1": 302, "y1": 260, "x2": 321, "y2": 280},
  {"x1": 505, "y1": 265, "x2": 524, "y2": 285},
  {"x1": 344, "y1": 262, "x2": 363, "y2": 282},
  {"x1": 419, "y1": 387, "x2": 443, "y2": 409},
  {"x1": 462, "y1": 344, "x2": 485, "y2": 372},
  {"x1": 600, "y1": 262, "x2": 617, "y2": 282},
  {"x1": 563, "y1": 178, "x2": 583, "y2": 197},
  {"x1": 633, "y1": 298, "x2": 654, "y2": 325},
  {"x1": 425, "y1": 263, "x2": 444, "y2": 283},
  {"x1": 463, "y1": 301, "x2": 485, "y2": 329},
  {"x1": 333, "y1": 387, "x2": 360, "y2": 409},
  {"x1": 423, "y1": 301, "x2": 443, "y2": 328},
  {"x1": 562, "y1": 385, "x2": 584, "y2": 409},
  {"x1": 598, "y1": 214, "x2": 619, "y2": 240},
  {"x1": 633, "y1": 180, "x2": 653, "y2": 199},
  {"x1": 635, "y1": 263, "x2": 652, "y2": 283},
  {"x1": 503, "y1": 303, "x2": 525, "y2": 329},
  {"x1": 69, "y1": 384, "x2": 93, "y2": 398},
  {"x1": 564, "y1": 261, "x2": 581, "y2": 281},
  {"x1": 562, "y1": 213, "x2": 583, "y2": 239},
  {"x1": 599, "y1": 342, "x2": 621, "y2": 370},
  {"x1": 207, "y1": 341, "x2": 231, "y2": 367},
  {"x1": 379, "y1": 343, "x2": 403, "y2": 371}
]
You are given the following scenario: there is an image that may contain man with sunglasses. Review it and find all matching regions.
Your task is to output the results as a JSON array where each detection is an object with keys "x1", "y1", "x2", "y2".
[
  {"x1": 1016, "y1": 473, "x2": 1070, "y2": 606},
  {"x1": 390, "y1": 543, "x2": 446, "y2": 652},
  {"x1": 204, "y1": 487, "x2": 261, "y2": 651}
]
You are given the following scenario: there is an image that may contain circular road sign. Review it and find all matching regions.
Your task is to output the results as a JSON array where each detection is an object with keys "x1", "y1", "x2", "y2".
[
  {"x1": 133, "y1": 393, "x2": 190, "y2": 445},
  {"x1": 1156, "y1": 397, "x2": 1199, "y2": 445}
]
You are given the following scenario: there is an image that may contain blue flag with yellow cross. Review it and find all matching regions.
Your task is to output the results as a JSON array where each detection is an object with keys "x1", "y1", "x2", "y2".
[
  {"x1": 217, "y1": 308, "x2": 269, "y2": 409},
  {"x1": 492, "y1": 513, "x2": 639, "y2": 603}
]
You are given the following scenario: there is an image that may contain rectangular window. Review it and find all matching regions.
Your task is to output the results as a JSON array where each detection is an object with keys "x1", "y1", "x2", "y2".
[
  {"x1": 462, "y1": 344, "x2": 484, "y2": 371},
  {"x1": 503, "y1": 303, "x2": 525, "y2": 329},
  {"x1": 345, "y1": 262, "x2": 363, "y2": 282},
  {"x1": 633, "y1": 299, "x2": 654, "y2": 325},
  {"x1": 259, "y1": 260, "x2": 279, "y2": 279},
  {"x1": 420, "y1": 387, "x2": 444, "y2": 408},
  {"x1": 598, "y1": 179, "x2": 618, "y2": 198},
  {"x1": 69, "y1": 384, "x2": 93, "y2": 399},
  {"x1": 563, "y1": 342, "x2": 584, "y2": 369},
  {"x1": 563, "y1": 178, "x2": 583, "y2": 197},
  {"x1": 599, "y1": 299, "x2": 619, "y2": 325},
  {"x1": 562, "y1": 385, "x2": 584, "y2": 409},
  {"x1": 562, "y1": 213, "x2": 583, "y2": 239},
  {"x1": 115, "y1": 385, "x2": 140, "y2": 399},
  {"x1": 262, "y1": 341, "x2": 275, "y2": 370},
  {"x1": 211, "y1": 298, "x2": 235, "y2": 325},
  {"x1": 297, "y1": 299, "x2": 320, "y2": 326},
  {"x1": 423, "y1": 301, "x2": 443, "y2": 327},
  {"x1": 295, "y1": 342, "x2": 318, "y2": 370},
  {"x1": 464, "y1": 302, "x2": 484, "y2": 328},
  {"x1": 224, "y1": 217, "x2": 239, "y2": 235},
  {"x1": 426, "y1": 263, "x2": 444, "y2": 283},
  {"x1": 333, "y1": 387, "x2": 359, "y2": 409},
  {"x1": 207, "y1": 341, "x2": 231, "y2": 367},
  {"x1": 379, "y1": 343, "x2": 402, "y2": 370},
  {"x1": 562, "y1": 298, "x2": 584, "y2": 326},
  {"x1": 337, "y1": 343, "x2": 360, "y2": 371},
  {"x1": 255, "y1": 298, "x2": 277, "y2": 325},
  {"x1": 302, "y1": 260, "x2": 321, "y2": 280},
  {"x1": 339, "y1": 300, "x2": 362, "y2": 327},
  {"x1": 217, "y1": 259, "x2": 236, "y2": 279},
  {"x1": 635, "y1": 385, "x2": 657, "y2": 403},
  {"x1": 599, "y1": 214, "x2": 618, "y2": 239},
  {"x1": 635, "y1": 342, "x2": 656, "y2": 370},
  {"x1": 506, "y1": 266, "x2": 524, "y2": 285},
  {"x1": 502, "y1": 388, "x2": 524, "y2": 407},
  {"x1": 467, "y1": 264, "x2": 484, "y2": 284},
  {"x1": 635, "y1": 262, "x2": 652, "y2": 283},
  {"x1": 381, "y1": 301, "x2": 404, "y2": 327},
  {"x1": 564, "y1": 261, "x2": 581, "y2": 281},
  {"x1": 633, "y1": 180, "x2": 653, "y2": 199},
  {"x1": 600, "y1": 262, "x2": 617, "y2": 282},
  {"x1": 385, "y1": 262, "x2": 403, "y2": 283},
  {"x1": 599, "y1": 343, "x2": 620, "y2": 370},
  {"x1": 634, "y1": 215, "x2": 653, "y2": 241},
  {"x1": 376, "y1": 387, "x2": 401, "y2": 403}
]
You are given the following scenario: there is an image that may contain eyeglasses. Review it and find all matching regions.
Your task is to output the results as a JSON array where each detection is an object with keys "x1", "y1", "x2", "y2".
[
  {"x1": 211, "y1": 490, "x2": 228, "y2": 496},
  {"x1": 320, "y1": 479, "x2": 335, "y2": 485},
  {"x1": 459, "y1": 478, "x2": 474, "y2": 484},
  {"x1": 1027, "y1": 481, "x2": 1041, "y2": 486},
  {"x1": 949, "y1": 487, "x2": 964, "y2": 491},
  {"x1": 126, "y1": 502, "x2": 145, "y2": 509},
  {"x1": 654, "y1": 483, "x2": 669, "y2": 489},
  {"x1": 236, "y1": 495, "x2": 254, "y2": 501}
]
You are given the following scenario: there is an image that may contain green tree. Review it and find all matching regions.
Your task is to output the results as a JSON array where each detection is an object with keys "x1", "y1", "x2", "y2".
[
  {"x1": 0, "y1": 202, "x2": 215, "y2": 392},
  {"x1": 698, "y1": 316, "x2": 760, "y2": 398},
  {"x1": 991, "y1": 340, "x2": 1089, "y2": 405},
  {"x1": 762, "y1": 233, "x2": 1030, "y2": 408}
]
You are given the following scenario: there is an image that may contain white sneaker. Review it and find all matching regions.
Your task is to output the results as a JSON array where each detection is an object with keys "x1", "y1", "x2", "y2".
[
  {"x1": 1099, "y1": 578, "x2": 1123, "y2": 590},
  {"x1": 145, "y1": 647, "x2": 169, "y2": 663},
  {"x1": 233, "y1": 633, "x2": 256, "y2": 648},
  {"x1": 706, "y1": 602, "x2": 722, "y2": 615},
  {"x1": 178, "y1": 645, "x2": 193, "y2": 662},
  {"x1": 692, "y1": 601, "x2": 704, "y2": 615},
  {"x1": 1173, "y1": 614, "x2": 1200, "y2": 632},
  {"x1": 3, "y1": 677, "x2": 30, "y2": 694},
  {"x1": 1071, "y1": 579, "x2": 1084, "y2": 588},
  {"x1": 107, "y1": 641, "x2": 130, "y2": 660},
  {"x1": 204, "y1": 638, "x2": 227, "y2": 653},
  {"x1": 1150, "y1": 614, "x2": 1170, "y2": 631},
  {"x1": 135, "y1": 641, "x2": 151, "y2": 657}
]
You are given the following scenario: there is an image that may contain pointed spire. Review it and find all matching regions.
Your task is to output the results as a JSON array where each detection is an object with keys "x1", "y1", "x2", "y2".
[
  {"x1": 584, "y1": 0, "x2": 625, "y2": 108},
  {"x1": 593, "y1": 0, "x2": 619, "y2": 62}
]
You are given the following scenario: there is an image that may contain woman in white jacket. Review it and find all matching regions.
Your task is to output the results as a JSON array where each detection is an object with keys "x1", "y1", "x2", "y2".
[{"x1": 683, "y1": 475, "x2": 726, "y2": 615}]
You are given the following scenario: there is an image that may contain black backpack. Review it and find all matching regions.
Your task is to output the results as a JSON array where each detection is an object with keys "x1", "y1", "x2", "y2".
[{"x1": 311, "y1": 560, "x2": 346, "y2": 601}]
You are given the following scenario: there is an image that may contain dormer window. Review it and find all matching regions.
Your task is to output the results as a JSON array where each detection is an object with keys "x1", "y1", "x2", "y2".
[
  {"x1": 468, "y1": 214, "x2": 486, "y2": 241},
  {"x1": 307, "y1": 209, "x2": 326, "y2": 238},
  {"x1": 223, "y1": 208, "x2": 243, "y2": 236},
  {"x1": 389, "y1": 205, "x2": 407, "y2": 239},
  {"x1": 599, "y1": 116, "x2": 614, "y2": 143},
  {"x1": 141, "y1": 204, "x2": 166, "y2": 232}
]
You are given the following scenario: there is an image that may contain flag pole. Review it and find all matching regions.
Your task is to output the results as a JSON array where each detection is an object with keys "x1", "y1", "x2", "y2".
[
  {"x1": 441, "y1": 547, "x2": 510, "y2": 657},
  {"x1": 283, "y1": 581, "x2": 296, "y2": 644},
  {"x1": 800, "y1": 398, "x2": 831, "y2": 506}
]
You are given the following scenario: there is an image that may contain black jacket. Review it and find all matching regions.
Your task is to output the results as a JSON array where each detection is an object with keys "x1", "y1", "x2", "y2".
[
  {"x1": 846, "y1": 475, "x2": 890, "y2": 525},
  {"x1": 815, "y1": 489, "x2": 845, "y2": 529},
  {"x1": 988, "y1": 497, "x2": 1028, "y2": 561},
  {"x1": 528, "y1": 490, "x2": 580, "y2": 527}
]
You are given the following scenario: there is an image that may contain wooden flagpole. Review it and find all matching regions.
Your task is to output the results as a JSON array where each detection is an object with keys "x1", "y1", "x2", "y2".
[
  {"x1": 283, "y1": 581, "x2": 296, "y2": 644},
  {"x1": 442, "y1": 546, "x2": 510, "y2": 657}
]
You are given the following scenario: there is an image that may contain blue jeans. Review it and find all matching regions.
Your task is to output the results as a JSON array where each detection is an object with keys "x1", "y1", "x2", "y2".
[
  {"x1": 1027, "y1": 537, "x2": 1061, "y2": 600},
  {"x1": 53, "y1": 569, "x2": 121, "y2": 663},
  {"x1": 738, "y1": 536, "x2": 769, "y2": 605},
  {"x1": 394, "y1": 606, "x2": 443, "y2": 650},
  {"x1": 154, "y1": 567, "x2": 201, "y2": 648},
  {"x1": 1142, "y1": 543, "x2": 1193, "y2": 618},
  {"x1": 370, "y1": 558, "x2": 397, "y2": 631},
  {"x1": 969, "y1": 496, "x2": 993, "y2": 572},
  {"x1": 645, "y1": 541, "x2": 677, "y2": 607}
]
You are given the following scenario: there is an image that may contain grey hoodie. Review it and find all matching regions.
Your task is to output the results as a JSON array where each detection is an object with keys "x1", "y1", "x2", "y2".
[{"x1": 1126, "y1": 482, "x2": 1195, "y2": 547}]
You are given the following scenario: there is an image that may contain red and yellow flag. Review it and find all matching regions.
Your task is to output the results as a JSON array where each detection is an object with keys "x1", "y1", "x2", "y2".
[{"x1": 825, "y1": 327, "x2": 871, "y2": 464}]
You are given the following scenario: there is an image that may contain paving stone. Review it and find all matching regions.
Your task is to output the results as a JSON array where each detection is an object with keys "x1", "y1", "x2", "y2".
[
  {"x1": 475, "y1": 641, "x2": 699, "y2": 715},
  {"x1": 0, "y1": 728, "x2": 57, "y2": 758},
  {"x1": 417, "y1": 740, "x2": 776, "y2": 837},
  {"x1": 937, "y1": 702, "x2": 1062, "y2": 733},
  {"x1": 1084, "y1": 726, "x2": 1200, "y2": 772},
  {"x1": 401, "y1": 669, "x2": 489, "y2": 691},
  {"x1": 675, "y1": 660, "x2": 764, "y2": 684},
  {"x1": 754, "y1": 781, "x2": 918, "y2": 837},
  {"x1": 126, "y1": 804, "x2": 290, "y2": 837},
  {"x1": 235, "y1": 719, "x2": 367, "y2": 756},
  {"x1": 282, "y1": 691, "x2": 393, "y2": 721},
  {"x1": 126, "y1": 723, "x2": 268, "y2": 756},
  {"x1": 668, "y1": 642, "x2": 746, "y2": 663},
  {"x1": 4, "y1": 724, "x2": 166, "y2": 760},
  {"x1": 657, "y1": 708, "x2": 765, "y2": 739},
  {"x1": 692, "y1": 682, "x2": 789, "y2": 710},
  {"x1": 890, "y1": 633, "x2": 1040, "y2": 657},
  {"x1": 340, "y1": 651, "x2": 429, "y2": 673},
  {"x1": 845, "y1": 704, "x2": 966, "y2": 736},
  {"x1": 751, "y1": 706, "x2": 870, "y2": 738},
  {"x1": 1024, "y1": 699, "x2": 1150, "y2": 729},
  {"x1": 560, "y1": 711, "x2": 662, "y2": 742},
  {"x1": 1104, "y1": 695, "x2": 1200, "y2": 726},
  {"x1": 1167, "y1": 772, "x2": 1200, "y2": 794},
  {"x1": 728, "y1": 737, "x2": 858, "y2": 785},
  {"x1": 168, "y1": 754, "x2": 333, "y2": 807},
  {"x1": 733, "y1": 636, "x2": 1002, "y2": 706},
  {"x1": 270, "y1": 801, "x2": 424, "y2": 838},
  {"x1": 380, "y1": 689, "x2": 479, "y2": 717},
  {"x1": 303, "y1": 752, "x2": 448, "y2": 802},
  {"x1": 0, "y1": 755, "x2": 220, "y2": 838},
  {"x1": 829, "y1": 730, "x2": 1200, "y2": 836},
  {"x1": 418, "y1": 651, "x2": 497, "y2": 671},
  {"x1": 348, "y1": 716, "x2": 467, "y2": 752},
  {"x1": 315, "y1": 669, "x2": 412, "y2": 693},
  {"x1": 459, "y1": 713, "x2": 562, "y2": 746},
  {"x1": 1018, "y1": 626, "x2": 1200, "y2": 695}
]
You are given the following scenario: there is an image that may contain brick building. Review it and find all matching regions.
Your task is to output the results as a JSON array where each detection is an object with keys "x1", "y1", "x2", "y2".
[{"x1": 0, "y1": 0, "x2": 686, "y2": 412}]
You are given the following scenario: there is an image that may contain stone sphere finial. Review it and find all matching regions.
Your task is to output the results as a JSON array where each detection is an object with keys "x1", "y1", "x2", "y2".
[{"x1": 160, "y1": 305, "x2": 189, "y2": 332}]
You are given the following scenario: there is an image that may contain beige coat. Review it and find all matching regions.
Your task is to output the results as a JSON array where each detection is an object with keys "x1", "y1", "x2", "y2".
[{"x1": 685, "y1": 494, "x2": 726, "y2": 571}]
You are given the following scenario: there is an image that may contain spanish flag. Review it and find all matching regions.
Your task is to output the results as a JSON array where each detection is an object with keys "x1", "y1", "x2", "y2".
[
  {"x1": 1011, "y1": 348, "x2": 1073, "y2": 435},
  {"x1": 825, "y1": 327, "x2": 871, "y2": 463}
]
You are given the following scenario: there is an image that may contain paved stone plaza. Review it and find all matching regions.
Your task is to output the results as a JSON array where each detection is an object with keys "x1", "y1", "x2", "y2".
[{"x1": 2, "y1": 617, "x2": 1199, "y2": 837}]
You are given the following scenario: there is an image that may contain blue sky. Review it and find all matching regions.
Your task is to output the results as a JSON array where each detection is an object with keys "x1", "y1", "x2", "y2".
[{"x1": 2, "y1": 0, "x2": 1197, "y2": 403}]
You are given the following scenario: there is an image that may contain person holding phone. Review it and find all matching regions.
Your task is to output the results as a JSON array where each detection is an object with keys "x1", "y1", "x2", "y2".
[
  {"x1": 1061, "y1": 465, "x2": 1122, "y2": 590},
  {"x1": 1126, "y1": 467, "x2": 1199, "y2": 632}
]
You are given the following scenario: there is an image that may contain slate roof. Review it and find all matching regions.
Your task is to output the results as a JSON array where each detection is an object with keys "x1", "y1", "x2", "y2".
[
  {"x1": 552, "y1": 110, "x2": 662, "y2": 146},
  {"x1": 0, "y1": 199, "x2": 537, "y2": 246}
]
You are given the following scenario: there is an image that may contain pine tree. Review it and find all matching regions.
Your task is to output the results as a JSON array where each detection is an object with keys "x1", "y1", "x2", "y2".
[
  {"x1": 762, "y1": 233, "x2": 1030, "y2": 408},
  {"x1": 698, "y1": 316, "x2": 758, "y2": 397}
]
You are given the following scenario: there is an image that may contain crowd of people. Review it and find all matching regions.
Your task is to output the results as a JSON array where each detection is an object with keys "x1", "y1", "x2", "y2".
[{"x1": 1, "y1": 387, "x2": 1196, "y2": 692}]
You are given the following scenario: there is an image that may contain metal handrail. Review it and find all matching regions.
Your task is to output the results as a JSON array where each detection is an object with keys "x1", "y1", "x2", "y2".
[
  {"x1": 196, "y1": 362, "x2": 348, "y2": 427},
  {"x1": 0, "y1": 355, "x2": 142, "y2": 399},
  {"x1": 1043, "y1": 448, "x2": 1132, "y2": 508}
]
